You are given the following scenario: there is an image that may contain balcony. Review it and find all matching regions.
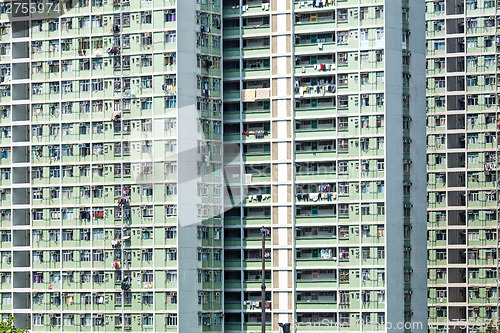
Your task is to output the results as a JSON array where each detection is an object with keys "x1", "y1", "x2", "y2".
[
  {"x1": 296, "y1": 301, "x2": 336, "y2": 310},
  {"x1": 296, "y1": 279, "x2": 336, "y2": 289},
  {"x1": 242, "y1": 152, "x2": 270, "y2": 163},
  {"x1": 242, "y1": 25, "x2": 270, "y2": 36},
  {"x1": 295, "y1": 149, "x2": 335, "y2": 160},
  {"x1": 295, "y1": 84, "x2": 336, "y2": 98},
  {"x1": 241, "y1": 88, "x2": 270, "y2": 103},
  {"x1": 296, "y1": 249, "x2": 336, "y2": 267},
  {"x1": 242, "y1": 46, "x2": 270, "y2": 57},
  {"x1": 296, "y1": 236, "x2": 336, "y2": 246},
  {"x1": 295, "y1": 215, "x2": 336, "y2": 225},
  {"x1": 295, "y1": 41, "x2": 336, "y2": 54},
  {"x1": 295, "y1": 128, "x2": 336, "y2": 139},
  {"x1": 295, "y1": 20, "x2": 336, "y2": 33}
]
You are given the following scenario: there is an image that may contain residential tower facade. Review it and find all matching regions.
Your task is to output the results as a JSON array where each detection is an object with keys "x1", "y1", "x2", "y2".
[
  {"x1": 426, "y1": 0, "x2": 500, "y2": 332},
  {"x1": 2, "y1": 0, "x2": 224, "y2": 332},
  {"x1": 222, "y1": 0, "x2": 426, "y2": 331},
  {"x1": 0, "y1": 0, "x2": 428, "y2": 332}
]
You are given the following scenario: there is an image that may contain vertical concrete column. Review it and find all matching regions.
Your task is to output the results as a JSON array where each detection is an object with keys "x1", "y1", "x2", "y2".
[
  {"x1": 10, "y1": 16, "x2": 31, "y2": 330},
  {"x1": 177, "y1": 1, "x2": 202, "y2": 331},
  {"x1": 270, "y1": 0, "x2": 294, "y2": 330},
  {"x1": 10, "y1": 14, "x2": 31, "y2": 328}
]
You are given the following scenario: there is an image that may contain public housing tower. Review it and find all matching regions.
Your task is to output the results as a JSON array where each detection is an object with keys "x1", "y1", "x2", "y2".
[
  {"x1": 426, "y1": 0, "x2": 500, "y2": 332},
  {"x1": 221, "y1": 0, "x2": 426, "y2": 332},
  {"x1": 0, "y1": 0, "x2": 426, "y2": 332}
]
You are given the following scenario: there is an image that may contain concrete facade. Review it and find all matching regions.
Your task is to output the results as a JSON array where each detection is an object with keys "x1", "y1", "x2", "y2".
[
  {"x1": 426, "y1": 0, "x2": 500, "y2": 332},
  {"x1": 0, "y1": 0, "x2": 427, "y2": 332}
]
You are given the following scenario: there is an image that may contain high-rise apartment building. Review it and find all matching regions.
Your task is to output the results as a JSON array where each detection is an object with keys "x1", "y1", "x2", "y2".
[
  {"x1": 0, "y1": 0, "x2": 427, "y2": 332},
  {"x1": 426, "y1": 1, "x2": 500, "y2": 332},
  {"x1": 1, "y1": 0, "x2": 224, "y2": 331},
  {"x1": 222, "y1": 0, "x2": 426, "y2": 331}
]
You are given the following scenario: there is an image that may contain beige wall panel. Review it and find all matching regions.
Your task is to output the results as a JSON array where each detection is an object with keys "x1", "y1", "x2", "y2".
[{"x1": 272, "y1": 122, "x2": 278, "y2": 139}]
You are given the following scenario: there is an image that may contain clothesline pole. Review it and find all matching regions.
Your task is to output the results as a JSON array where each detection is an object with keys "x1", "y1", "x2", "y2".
[{"x1": 260, "y1": 226, "x2": 267, "y2": 333}]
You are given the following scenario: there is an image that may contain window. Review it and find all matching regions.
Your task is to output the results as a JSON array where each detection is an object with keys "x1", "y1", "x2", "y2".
[
  {"x1": 376, "y1": 138, "x2": 384, "y2": 150},
  {"x1": 166, "y1": 271, "x2": 177, "y2": 283},
  {"x1": 141, "y1": 76, "x2": 153, "y2": 89},
  {"x1": 142, "y1": 227, "x2": 153, "y2": 240},
  {"x1": 92, "y1": 250, "x2": 104, "y2": 262},
  {"x1": 142, "y1": 205, "x2": 153, "y2": 218},
  {"x1": 62, "y1": 81, "x2": 73, "y2": 93},
  {"x1": 141, "y1": 12, "x2": 152, "y2": 24},
  {"x1": 33, "y1": 314, "x2": 44, "y2": 326},
  {"x1": 92, "y1": 79, "x2": 103, "y2": 91},
  {"x1": 63, "y1": 314, "x2": 74, "y2": 327},
  {"x1": 486, "y1": 192, "x2": 497, "y2": 202},
  {"x1": 465, "y1": 0, "x2": 477, "y2": 10},
  {"x1": 166, "y1": 291, "x2": 177, "y2": 304},
  {"x1": 165, "y1": 227, "x2": 177, "y2": 239},
  {"x1": 166, "y1": 314, "x2": 177, "y2": 326},
  {"x1": 142, "y1": 292, "x2": 153, "y2": 305},
  {"x1": 32, "y1": 230, "x2": 43, "y2": 243},
  {"x1": 92, "y1": 228, "x2": 104, "y2": 241},
  {"x1": 485, "y1": 95, "x2": 495, "y2": 106},
  {"x1": 338, "y1": 162, "x2": 348, "y2": 174},
  {"x1": 434, "y1": 40, "x2": 445, "y2": 51},
  {"x1": 32, "y1": 83, "x2": 43, "y2": 95},
  {"x1": 142, "y1": 249, "x2": 153, "y2": 261},
  {"x1": 1, "y1": 231, "x2": 12, "y2": 242},
  {"x1": 483, "y1": 54, "x2": 496, "y2": 67},
  {"x1": 80, "y1": 250, "x2": 90, "y2": 262},
  {"x1": 50, "y1": 251, "x2": 61, "y2": 263},
  {"x1": 377, "y1": 203, "x2": 385, "y2": 215},
  {"x1": 62, "y1": 250, "x2": 73, "y2": 262},
  {"x1": 165, "y1": 96, "x2": 177, "y2": 108},
  {"x1": 80, "y1": 315, "x2": 91, "y2": 327},
  {"x1": 62, "y1": 229, "x2": 73, "y2": 241},
  {"x1": 141, "y1": 32, "x2": 153, "y2": 46},
  {"x1": 31, "y1": 256, "x2": 43, "y2": 269},
  {"x1": 214, "y1": 249, "x2": 222, "y2": 261},
  {"x1": 166, "y1": 205, "x2": 177, "y2": 217},
  {"x1": 166, "y1": 249, "x2": 177, "y2": 261},
  {"x1": 32, "y1": 209, "x2": 43, "y2": 221},
  {"x1": 141, "y1": 98, "x2": 152, "y2": 110},
  {"x1": 434, "y1": 78, "x2": 445, "y2": 89}
]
